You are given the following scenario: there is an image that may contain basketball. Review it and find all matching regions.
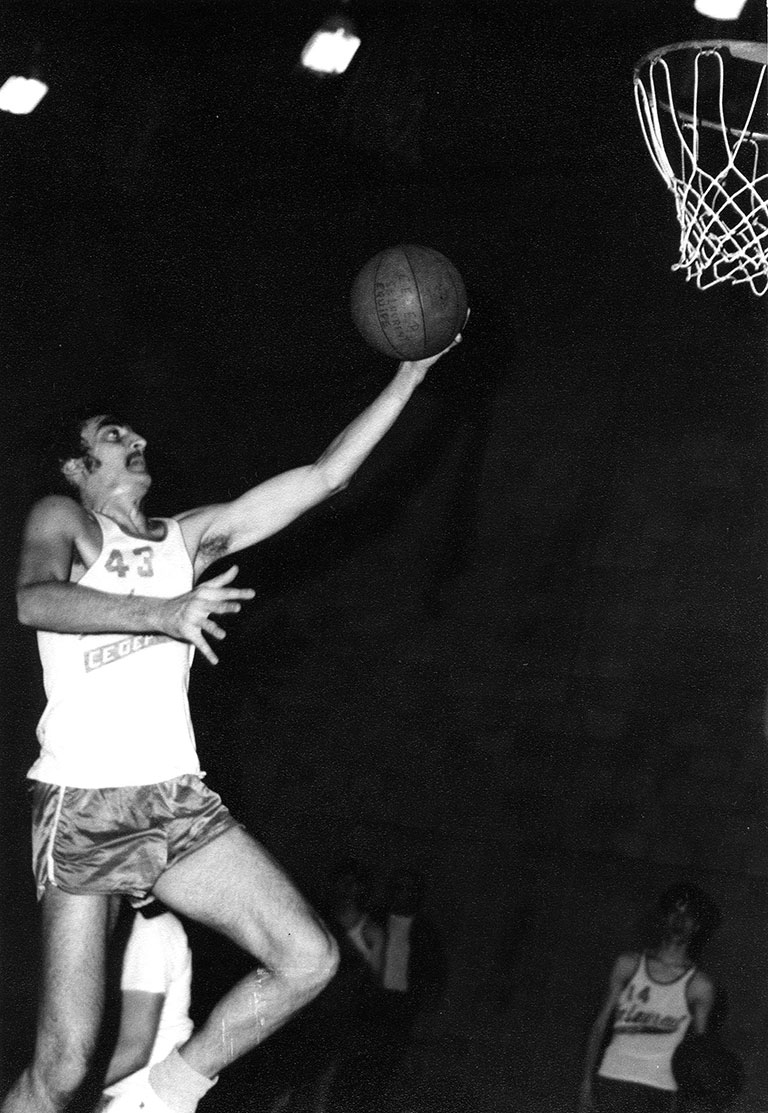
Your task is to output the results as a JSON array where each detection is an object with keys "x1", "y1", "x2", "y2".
[
  {"x1": 673, "y1": 1036, "x2": 744, "y2": 1108},
  {"x1": 350, "y1": 244, "x2": 468, "y2": 360}
]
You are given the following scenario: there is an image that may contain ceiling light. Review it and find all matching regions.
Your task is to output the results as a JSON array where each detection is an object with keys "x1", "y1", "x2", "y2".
[
  {"x1": 694, "y1": 0, "x2": 749, "y2": 18},
  {"x1": 300, "y1": 14, "x2": 361, "y2": 76},
  {"x1": 0, "y1": 75, "x2": 48, "y2": 115}
]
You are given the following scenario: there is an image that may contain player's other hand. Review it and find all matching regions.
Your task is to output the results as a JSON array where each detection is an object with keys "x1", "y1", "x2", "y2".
[
  {"x1": 162, "y1": 564, "x2": 255, "y2": 665},
  {"x1": 399, "y1": 307, "x2": 470, "y2": 382}
]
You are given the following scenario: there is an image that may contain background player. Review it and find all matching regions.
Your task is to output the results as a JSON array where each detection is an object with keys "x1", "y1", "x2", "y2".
[
  {"x1": 98, "y1": 903, "x2": 193, "y2": 1109},
  {"x1": 578, "y1": 883, "x2": 718, "y2": 1113}
]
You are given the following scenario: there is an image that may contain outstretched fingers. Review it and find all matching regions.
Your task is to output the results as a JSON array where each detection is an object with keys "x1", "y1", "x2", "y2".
[
  {"x1": 198, "y1": 566, "x2": 255, "y2": 602},
  {"x1": 194, "y1": 617, "x2": 228, "y2": 666},
  {"x1": 203, "y1": 563, "x2": 241, "y2": 587},
  {"x1": 171, "y1": 564, "x2": 256, "y2": 665},
  {"x1": 193, "y1": 628, "x2": 222, "y2": 667}
]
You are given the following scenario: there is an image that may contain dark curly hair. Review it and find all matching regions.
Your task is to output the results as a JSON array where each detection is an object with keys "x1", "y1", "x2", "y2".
[
  {"x1": 43, "y1": 404, "x2": 130, "y2": 490},
  {"x1": 644, "y1": 883, "x2": 721, "y2": 961}
]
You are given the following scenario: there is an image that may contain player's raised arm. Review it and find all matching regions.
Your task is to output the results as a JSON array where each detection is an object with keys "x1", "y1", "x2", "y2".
[{"x1": 181, "y1": 335, "x2": 464, "y2": 575}]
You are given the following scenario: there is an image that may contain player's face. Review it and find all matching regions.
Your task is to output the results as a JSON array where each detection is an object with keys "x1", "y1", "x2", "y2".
[
  {"x1": 666, "y1": 900, "x2": 699, "y2": 943},
  {"x1": 76, "y1": 415, "x2": 151, "y2": 491}
]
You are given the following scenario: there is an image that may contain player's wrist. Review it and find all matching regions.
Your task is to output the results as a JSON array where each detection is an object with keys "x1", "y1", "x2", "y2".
[
  {"x1": 152, "y1": 595, "x2": 177, "y2": 637},
  {"x1": 394, "y1": 362, "x2": 427, "y2": 390}
]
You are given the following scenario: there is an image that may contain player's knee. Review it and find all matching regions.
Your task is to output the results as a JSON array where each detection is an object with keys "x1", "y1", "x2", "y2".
[
  {"x1": 314, "y1": 925, "x2": 340, "y2": 987},
  {"x1": 292, "y1": 922, "x2": 339, "y2": 996}
]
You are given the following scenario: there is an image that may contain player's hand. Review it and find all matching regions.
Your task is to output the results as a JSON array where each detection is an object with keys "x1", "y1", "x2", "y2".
[
  {"x1": 161, "y1": 564, "x2": 255, "y2": 665},
  {"x1": 399, "y1": 308, "x2": 470, "y2": 382}
]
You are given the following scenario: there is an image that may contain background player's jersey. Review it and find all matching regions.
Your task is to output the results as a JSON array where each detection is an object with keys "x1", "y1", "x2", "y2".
[
  {"x1": 598, "y1": 952, "x2": 696, "y2": 1091},
  {"x1": 29, "y1": 512, "x2": 200, "y2": 788},
  {"x1": 103, "y1": 910, "x2": 194, "y2": 1099}
]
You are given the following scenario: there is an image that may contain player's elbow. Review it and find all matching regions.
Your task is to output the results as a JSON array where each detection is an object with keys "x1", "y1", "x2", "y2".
[
  {"x1": 16, "y1": 582, "x2": 55, "y2": 629},
  {"x1": 16, "y1": 585, "x2": 37, "y2": 627},
  {"x1": 311, "y1": 440, "x2": 362, "y2": 497},
  {"x1": 327, "y1": 474, "x2": 351, "y2": 496},
  {"x1": 314, "y1": 463, "x2": 351, "y2": 498}
]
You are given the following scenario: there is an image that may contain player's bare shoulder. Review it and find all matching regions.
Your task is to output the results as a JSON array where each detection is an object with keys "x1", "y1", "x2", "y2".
[
  {"x1": 23, "y1": 493, "x2": 92, "y2": 539},
  {"x1": 19, "y1": 495, "x2": 103, "y2": 581},
  {"x1": 688, "y1": 966, "x2": 715, "y2": 1003},
  {"x1": 613, "y1": 951, "x2": 642, "y2": 983}
]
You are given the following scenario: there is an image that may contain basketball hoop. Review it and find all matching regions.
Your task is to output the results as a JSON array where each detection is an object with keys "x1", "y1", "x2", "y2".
[{"x1": 634, "y1": 40, "x2": 768, "y2": 295}]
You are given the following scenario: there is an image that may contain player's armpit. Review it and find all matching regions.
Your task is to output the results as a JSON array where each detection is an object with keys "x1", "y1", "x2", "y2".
[{"x1": 179, "y1": 465, "x2": 329, "y2": 569}]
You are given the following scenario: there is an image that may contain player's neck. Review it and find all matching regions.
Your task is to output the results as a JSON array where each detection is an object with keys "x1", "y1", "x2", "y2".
[
  {"x1": 653, "y1": 940, "x2": 691, "y2": 968},
  {"x1": 83, "y1": 489, "x2": 152, "y2": 537}
]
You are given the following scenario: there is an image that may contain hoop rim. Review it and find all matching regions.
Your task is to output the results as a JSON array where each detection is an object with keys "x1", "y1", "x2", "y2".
[
  {"x1": 633, "y1": 39, "x2": 767, "y2": 74},
  {"x1": 634, "y1": 39, "x2": 768, "y2": 141}
]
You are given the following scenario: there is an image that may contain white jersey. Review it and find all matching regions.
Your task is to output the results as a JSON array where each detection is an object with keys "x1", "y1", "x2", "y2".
[
  {"x1": 598, "y1": 952, "x2": 696, "y2": 1091},
  {"x1": 28, "y1": 512, "x2": 200, "y2": 788},
  {"x1": 104, "y1": 910, "x2": 194, "y2": 1098}
]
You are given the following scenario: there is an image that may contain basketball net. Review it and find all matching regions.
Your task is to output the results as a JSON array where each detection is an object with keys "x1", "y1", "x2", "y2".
[{"x1": 634, "y1": 40, "x2": 768, "y2": 295}]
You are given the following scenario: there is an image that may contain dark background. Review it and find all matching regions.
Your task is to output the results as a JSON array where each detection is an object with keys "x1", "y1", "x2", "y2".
[{"x1": 1, "y1": 2, "x2": 767, "y2": 1110}]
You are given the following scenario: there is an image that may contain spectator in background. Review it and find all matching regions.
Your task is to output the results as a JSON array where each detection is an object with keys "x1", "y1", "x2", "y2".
[
  {"x1": 268, "y1": 862, "x2": 448, "y2": 1113},
  {"x1": 265, "y1": 859, "x2": 385, "y2": 1113},
  {"x1": 357, "y1": 868, "x2": 448, "y2": 1113},
  {"x1": 332, "y1": 859, "x2": 385, "y2": 980}
]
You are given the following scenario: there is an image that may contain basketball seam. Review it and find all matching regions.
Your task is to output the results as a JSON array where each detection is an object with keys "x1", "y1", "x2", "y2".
[
  {"x1": 444, "y1": 267, "x2": 462, "y2": 340},
  {"x1": 403, "y1": 246, "x2": 427, "y2": 359},
  {"x1": 373, "y1": 254, "x2": 408, "y2": 360}
]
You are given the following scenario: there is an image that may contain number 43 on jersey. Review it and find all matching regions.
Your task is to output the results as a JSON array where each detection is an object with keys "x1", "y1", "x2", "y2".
[{"x1": 105, "y1": 546, "x2": 155, "y2": 579}]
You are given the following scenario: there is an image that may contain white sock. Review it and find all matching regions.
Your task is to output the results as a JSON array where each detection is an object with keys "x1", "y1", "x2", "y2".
[{"x1": 148, "y1": 1048, "x2": 217, "y2": 1113}]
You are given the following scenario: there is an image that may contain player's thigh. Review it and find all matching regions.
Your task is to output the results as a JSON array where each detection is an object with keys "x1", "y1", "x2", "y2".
[
  {"x1": 153, "y1": 826, "x2": 331, "y2": 963},
  {"x1": 36, "y1": 888, "x2": 116, "y2": 1049}
]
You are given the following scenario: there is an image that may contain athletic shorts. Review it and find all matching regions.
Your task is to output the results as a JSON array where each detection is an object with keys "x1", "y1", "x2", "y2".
[
  {"x1": 593, "y1": 1078, "x2": 677, "y2": 1113},
  {"x1": 29, "y1": 774, "x2": 240, "y2": 903}
]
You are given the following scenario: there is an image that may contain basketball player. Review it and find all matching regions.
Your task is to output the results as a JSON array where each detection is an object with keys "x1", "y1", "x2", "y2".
[
  {"x1": 98, "y1": 903, "x2": 193, "y2": 1109},
  {"x1": 578, "y1": 884, "x2": 717, "y2": 1113},
  {"x1": 5, "y1": 333, "x2": 463, "y2": 1113}
]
